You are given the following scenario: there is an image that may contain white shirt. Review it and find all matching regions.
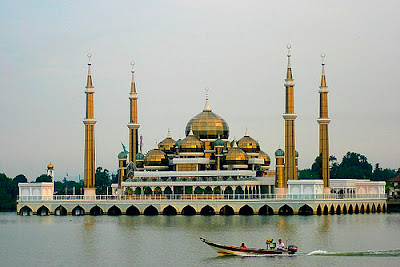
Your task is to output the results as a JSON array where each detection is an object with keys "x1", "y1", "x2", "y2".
[{"x1": 278, "y1": 242, "x2": 285, "y2": 250}]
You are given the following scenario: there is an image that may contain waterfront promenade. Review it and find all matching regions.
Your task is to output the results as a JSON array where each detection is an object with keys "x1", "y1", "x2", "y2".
[{"x1": 17, "y1": 193, "x2": 387, "y2": 216}]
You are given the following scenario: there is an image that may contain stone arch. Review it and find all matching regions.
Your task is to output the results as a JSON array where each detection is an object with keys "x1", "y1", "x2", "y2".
[
  {"x1": 316, "y1": 205, "x2": 322, "y2": 215},
  {"x1": 355, "y1": 204, "x2": 359, "y2": 214},
  {"x1": 377, "y1": 204, "x2": 381, "y2": 213},
  {"x1": 323, "y1": 205, "x2": 329, "y2": 215},
  {"x1": 194, "y1": 186, "x2": 204, "y2": 194},
  {"x1": 259, "y1": 205, "x2": 274, "y2": 215},
  {"x1": 126, "y1": 205, "x2": 140, "y2": 216},
  {"x1": 154, "y1": 187, "x2": 162, "y2": 195},
  {"x1": 134, "y1": 187, "x2": 141, "y2": 195},
  {"x1": 220, "y1": 205, "x2": 235, "y2": 215},
  {"x1": 182, "y1": 205, "x2": 196, "y2": 215},
  {"x1": 343, "y1": 204, "x2": 348, "y2": 215},
  {"x1": 298, "y1": 204, "x2": 314, "y2": 215},
  {"x1": 200, "y1": 205, "x2": 215, "y2": 215},
  {"x1": 108, "y1": 205, "x2": 122, "y2": 216},
  {"x1": 72, "y1": 206, "x2": 85, "y2": 216},
  {"x1": 19, "y1": 206, "x2": 33, "y2": 216},
  {"x1": 144, "y1": 205, "x2": 158, "y2": 215},
  {"x1": 37, "y1": 205, "x2": 50, "y2": 216},
  {"x1": 278, "y1": 204, "x2": 293, "y2": 215},
  {"x1": 163, "y1": 205, "x2": 177, "y2": 215},
  {"x1": 235, "y1": 186, "x2": 244, "y2": 195},
  {"x1": 239, "y1": 205, "x2": 254, "y2": 215},
  {"x1": 330, "y1": 204, "x2": 335, "y2": 215},
  {"x1": 336, "y1": 205, "x2": 341, "y2": 215},
  {"x1": 204, "y1": 186, "x2": 213, "y2": 194},
  {"x1": 55, "y1": 205, "x2": 67, "y2": 216},
  {"x1": 382, "y1": 204, "x2": 386, "y2": 213},
  {"x1": 224, "y1": 186, "x2": 233, "y2": 195},
  {"x1": 366, "y1": 204, "x2": 370, "y2": 214},
  {"x1": 371, "y1": 204, "x2": 376, "y2": 213},
  {"x1": 360, "y1": 204, "x2": 365, "y2": 214},
  {"x1": 164, "y1": 186, "x2": 172, "y2": 195},
  {"x1": 144, "y1": 186, "x2": 152, "y2": 195},
  {"x1": 213, "y1": 186, "x2": 221, "y2": 194},
  {"x1": 348, "y1": 204, "x2": 353, "y2": 214},
  {"x1": 90, "y1": 206, "x2": 104, "y2": 216}
]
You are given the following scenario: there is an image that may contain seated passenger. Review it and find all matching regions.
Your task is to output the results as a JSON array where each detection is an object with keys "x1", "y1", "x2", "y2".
[
  {"x1": 240, "y1": 243, "x2": 247, "y2": 249},
  {"x1": 277, "y1": 239, "x2": 285, "y2": 251}
]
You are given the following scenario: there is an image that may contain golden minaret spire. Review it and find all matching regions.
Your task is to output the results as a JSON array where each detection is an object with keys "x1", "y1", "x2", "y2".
[
  {"x1": 283, "y1": 44, "x2": 298, "y2": 187},
  {"x1": 83, "y1": 54, "x2": 97, "y2": 195},
  {"x1": 318, "y1": 54, "x2": 331, "y2": 189},
  {"x1": 127, "y1": 62, "x2": 140, "y2": 165}
]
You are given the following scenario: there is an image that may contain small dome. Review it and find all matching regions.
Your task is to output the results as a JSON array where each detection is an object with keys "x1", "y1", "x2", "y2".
[
  {"x1": 275, "y1": 148, "x2": 285, "y2": 157},
  {"x1": 185, "y1": 99, "x2": 229, "y2": 139},
  {"x1": 225, "y1": 142, "x2": 248, "y2": 164},
  {"x1": 295, "y1": 150, "x2": 299, "y2": 157},
  {"x1": 47, "y1": 163, "x2": 54, "y2": 169},
  {"x1": 144, "y1": 148, "x2": 168, "y2": 166},
  {"x1": 179, "y1": 129, "x2": 204, "y2": 152},
  {"x1": 135, "y1": 152, "x2": 145, "y2": 160},
  {"x1": 258, "y1": 150, "x2": 271, "y2": 166},
  {"x1": 159, "y1": 132, "x2": 176, "y2": 154},
  {"x1": 175, "y1": 139, "x2": 182, "y2": 147},
  {"x1": 237, "y1": 130, "x2": 260, "y2": 153},
  {"x1": 214, "y1": 138, "x2": 225, "y2": 147},
  {"x1": 118, "y1": 151, "x2": 128, "y2": 159},
  {"x1": 230, "y1": 139, "x2": 237, "y2": 147}
]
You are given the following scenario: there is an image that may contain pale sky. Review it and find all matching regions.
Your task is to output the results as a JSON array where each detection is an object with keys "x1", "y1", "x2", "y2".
[{"x1": 0, "y1": 0, "x2": 399, "y2": 181}]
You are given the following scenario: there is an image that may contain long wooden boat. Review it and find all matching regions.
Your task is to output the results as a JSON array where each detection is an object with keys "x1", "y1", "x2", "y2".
[{"x1": 200, "y1": 237, "x2": 298, "y2": 257}]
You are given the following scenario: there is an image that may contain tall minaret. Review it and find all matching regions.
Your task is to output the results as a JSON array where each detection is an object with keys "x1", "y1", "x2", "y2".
[
  {"x1": 83, "y1": 54, "x2": 97, "y2": 195},
  {"x1": 127, "y1": 62, "x2": 140, "y2": 165},
  {"x1": 317, "y1": 54, "x2": 330, "y2": 189},
  {"x1": 283, "y1": 44, "x2": 298, "y2": 186}
]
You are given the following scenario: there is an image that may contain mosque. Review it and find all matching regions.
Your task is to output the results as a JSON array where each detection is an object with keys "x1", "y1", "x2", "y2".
[{"x1": 17, "y1": 46, "x2": 386, "y2": 216}]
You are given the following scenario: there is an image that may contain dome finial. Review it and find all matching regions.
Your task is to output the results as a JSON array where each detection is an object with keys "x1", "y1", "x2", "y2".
[
  {"x1": 203, "y1": 88, "x2": 212, "y2": 111},
  {"x1": 286, "y1": 44, "x2": 292, "y2": 68},
  {"x1": 188, "y1": 126, "x2": 194, "y2": 136},
  {"x1": 321, "y1": 53, "x2": 326, "y2": 75},
  {"x1": 167, "y1": 128, "x2": 172, "y2": 138},
  {"x1": 244, "y1": 127, "x2": 249, "y2": 137},
  {"x1": 87, "y1": 53, "x2": 92, "y2": 65},
  {"x1": 154, "y1": 140, "x2": 159, "y2": 149}
]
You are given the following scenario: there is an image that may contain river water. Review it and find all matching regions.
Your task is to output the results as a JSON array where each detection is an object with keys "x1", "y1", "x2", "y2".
[{"x1": 0, "y1": 212, "x2": 399, "y2": 266}]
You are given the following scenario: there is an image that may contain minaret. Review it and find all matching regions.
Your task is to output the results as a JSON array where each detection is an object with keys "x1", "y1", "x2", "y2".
[
  {"x1": 317, "y1": 54, "x2": 331, "y2": 190},
  {"x1": 127, "y1": 62, "x2": 140, "y2": 165},
  {"x1": 83, "y1": 54, "x2": 97, "y2": 196},
  {"x1": 283, "y1": 44, "x2": 298, "y2": 186}
]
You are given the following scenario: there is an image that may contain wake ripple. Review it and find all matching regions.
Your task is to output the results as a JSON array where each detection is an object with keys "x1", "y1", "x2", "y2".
[{"x1": 308, "y1": 249, "x2": 400, "y2": 257}]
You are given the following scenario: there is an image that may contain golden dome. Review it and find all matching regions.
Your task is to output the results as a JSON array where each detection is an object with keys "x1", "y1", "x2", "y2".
[
  {"x1": 225, "y1": 143, "x2": 248, "y2": 164},
  {"x1": 185, "y1": 100, "x2": 229, "y2": 139},
  {"x1": 144, "y1": 148, "x2": 168, "y2": 166},
  {"x1": 258, "y1": 150, "x2": 271, "y2": 166},
  {"x1": 159, "y1": 131, "x2": 176, "y2": 154},
  {"x1": 179, "y1": 129, "x2": 204, "y2": 152},
  {"x1": 47, "y1": 163, "x2": 54, "y2": 169},
  {"x1": 237, "y1": 129, "x2": 260, "y2": 153}
]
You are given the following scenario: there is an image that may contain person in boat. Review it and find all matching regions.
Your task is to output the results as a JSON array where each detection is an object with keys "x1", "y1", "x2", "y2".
[
  {"x1": 240, "y1": 243, "x2": 247, "y2": 249},
  {"x1": 277, "y1": 239, "x2": 285, "y2": 251}
]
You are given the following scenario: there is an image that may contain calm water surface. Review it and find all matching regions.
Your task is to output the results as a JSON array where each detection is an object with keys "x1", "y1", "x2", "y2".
[{"x1": 0, "y1": 212, "x2": 399, "y2": 266}]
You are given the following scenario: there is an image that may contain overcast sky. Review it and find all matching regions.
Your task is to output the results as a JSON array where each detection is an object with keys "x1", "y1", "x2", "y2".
[{"x1": 1, "y1": 0, "x2": 399, "y2": 181}]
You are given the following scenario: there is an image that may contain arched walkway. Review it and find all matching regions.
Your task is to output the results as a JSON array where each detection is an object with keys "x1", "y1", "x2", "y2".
[
  {"x1": 19, "y1": 206, "x2": 32, "y2": 216},
  {"x1": 163, "y1": 205, "x2": 177, "y2": 215},
  {"x1": 298, "y1": 205, "x2": 314, "y2": 215},
  {"x1": 366, "y1": 204, "x2": 370, "y2": 214},
  {"x1": 343, "y1": 204, "x2": 348, "y2": 215},
  {"x1": 323, "y1": 205, "x2": 329, "y2": 215},
  {"x1": 329, "y1": 205, "x2": 335, "y2": 215},
  {"x1": 182, "y1": 205, "x2": 196, "y2": 215},
  {"x1": 336, "y1": 205, "x2": 341, "y2": 215},
  {"x1": 144, "y1": 205, "x2": 158, "y2": 215},
  {"x1": 239, "y1": 205, "x2": 254, "y2": 215},
  {"x1": 259, "y1": 205, "x2": 274, "y2": 215},
  {"x1": 355, "y1": 204, "x2": 359, "y2": 214},
  {"x1": 37, "y1": 205, "x2": 50, "y2": 216},
  {"x1": 348, "y1": 205, "x2": 353, "y2": 214},
  {"x1": 200, "y1": 205, "x2": 215, "y2": 215},
  {"x1": 108, "y1": 205, "x2": 122, "y2": 216},
  {"x1": 55, "y1": 205, "x2": 67, "y2": 216},
  {"x1": 72, "y1": 206, "x2": 85, "y2": 216},
  {"x1": 220, "y1": 205, "x2": 235, "y2": 215},
  {"x1": 278, "y1": 205, "x2": 293, "y2": 215},
  {"x1": 90, "y1": 206, "x2": 103, "y2": 216},
  {"x1": 126, "y1": 206, "x2": 140, "y2": 216},
  {"x1": 224, "y1": 186, "x2": 233, "y2": 195},
  {"x1": 371, "y1": 204, "x2": 376, "y2": 213},
  {"x1": 164, "y1": 187, "x2": 172, "y2": 195},
  {"x1": 144, "y1": 186, "x2": 152, "y2": 195},
  {"x1": 360, "y1": 204, "x2": 365, "y2": 214},
  {"x1": 204, "y1": 186, "x2": 213, "y2": 194},
  {"x1": 383, "y1": 204, "x2": 386, "y2": 213},
  {"x1": 377, "y1": 204, "x2": 381, "y2": 213},
  {"x1": 316, "y1": 205, "x2": 322, "y2": 215}
]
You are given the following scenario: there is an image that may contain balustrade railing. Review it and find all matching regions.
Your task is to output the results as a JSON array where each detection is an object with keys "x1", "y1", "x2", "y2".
[{"x1": 17, "y1": 193, "x2": 387, "y2": 202}]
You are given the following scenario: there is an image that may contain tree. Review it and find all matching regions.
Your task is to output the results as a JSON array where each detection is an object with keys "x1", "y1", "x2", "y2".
[
  {"x1": 0, "y1": 173, "x2": 18, "y2": 211},
  {"x1": 336, "y1": 152, "x2": 373, "y2": 179},
  {"x1": 95, "y1": 167, "x2": 111, "y2": 194},
  {"x1": 35, "y1": 174, "x2": 52, "y2": 182},
  {"x1": 13, "y1": 174, "x2": 27, "y2": 183}
]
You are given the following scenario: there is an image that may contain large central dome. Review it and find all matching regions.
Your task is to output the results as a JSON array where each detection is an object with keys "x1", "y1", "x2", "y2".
[{"x1": 185, "y1": 99, "x2": 229, "y2": 139}]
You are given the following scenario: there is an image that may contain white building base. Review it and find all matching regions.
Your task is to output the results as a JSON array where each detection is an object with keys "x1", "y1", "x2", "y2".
[{"x1": 84, "y1": 188, "x2": 96, "y2": 196}]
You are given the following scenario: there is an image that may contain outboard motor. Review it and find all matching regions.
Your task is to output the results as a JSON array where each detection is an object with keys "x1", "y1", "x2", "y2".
[{"x1": 288, "y1": 245, "x2": 298, "y2": 254}]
